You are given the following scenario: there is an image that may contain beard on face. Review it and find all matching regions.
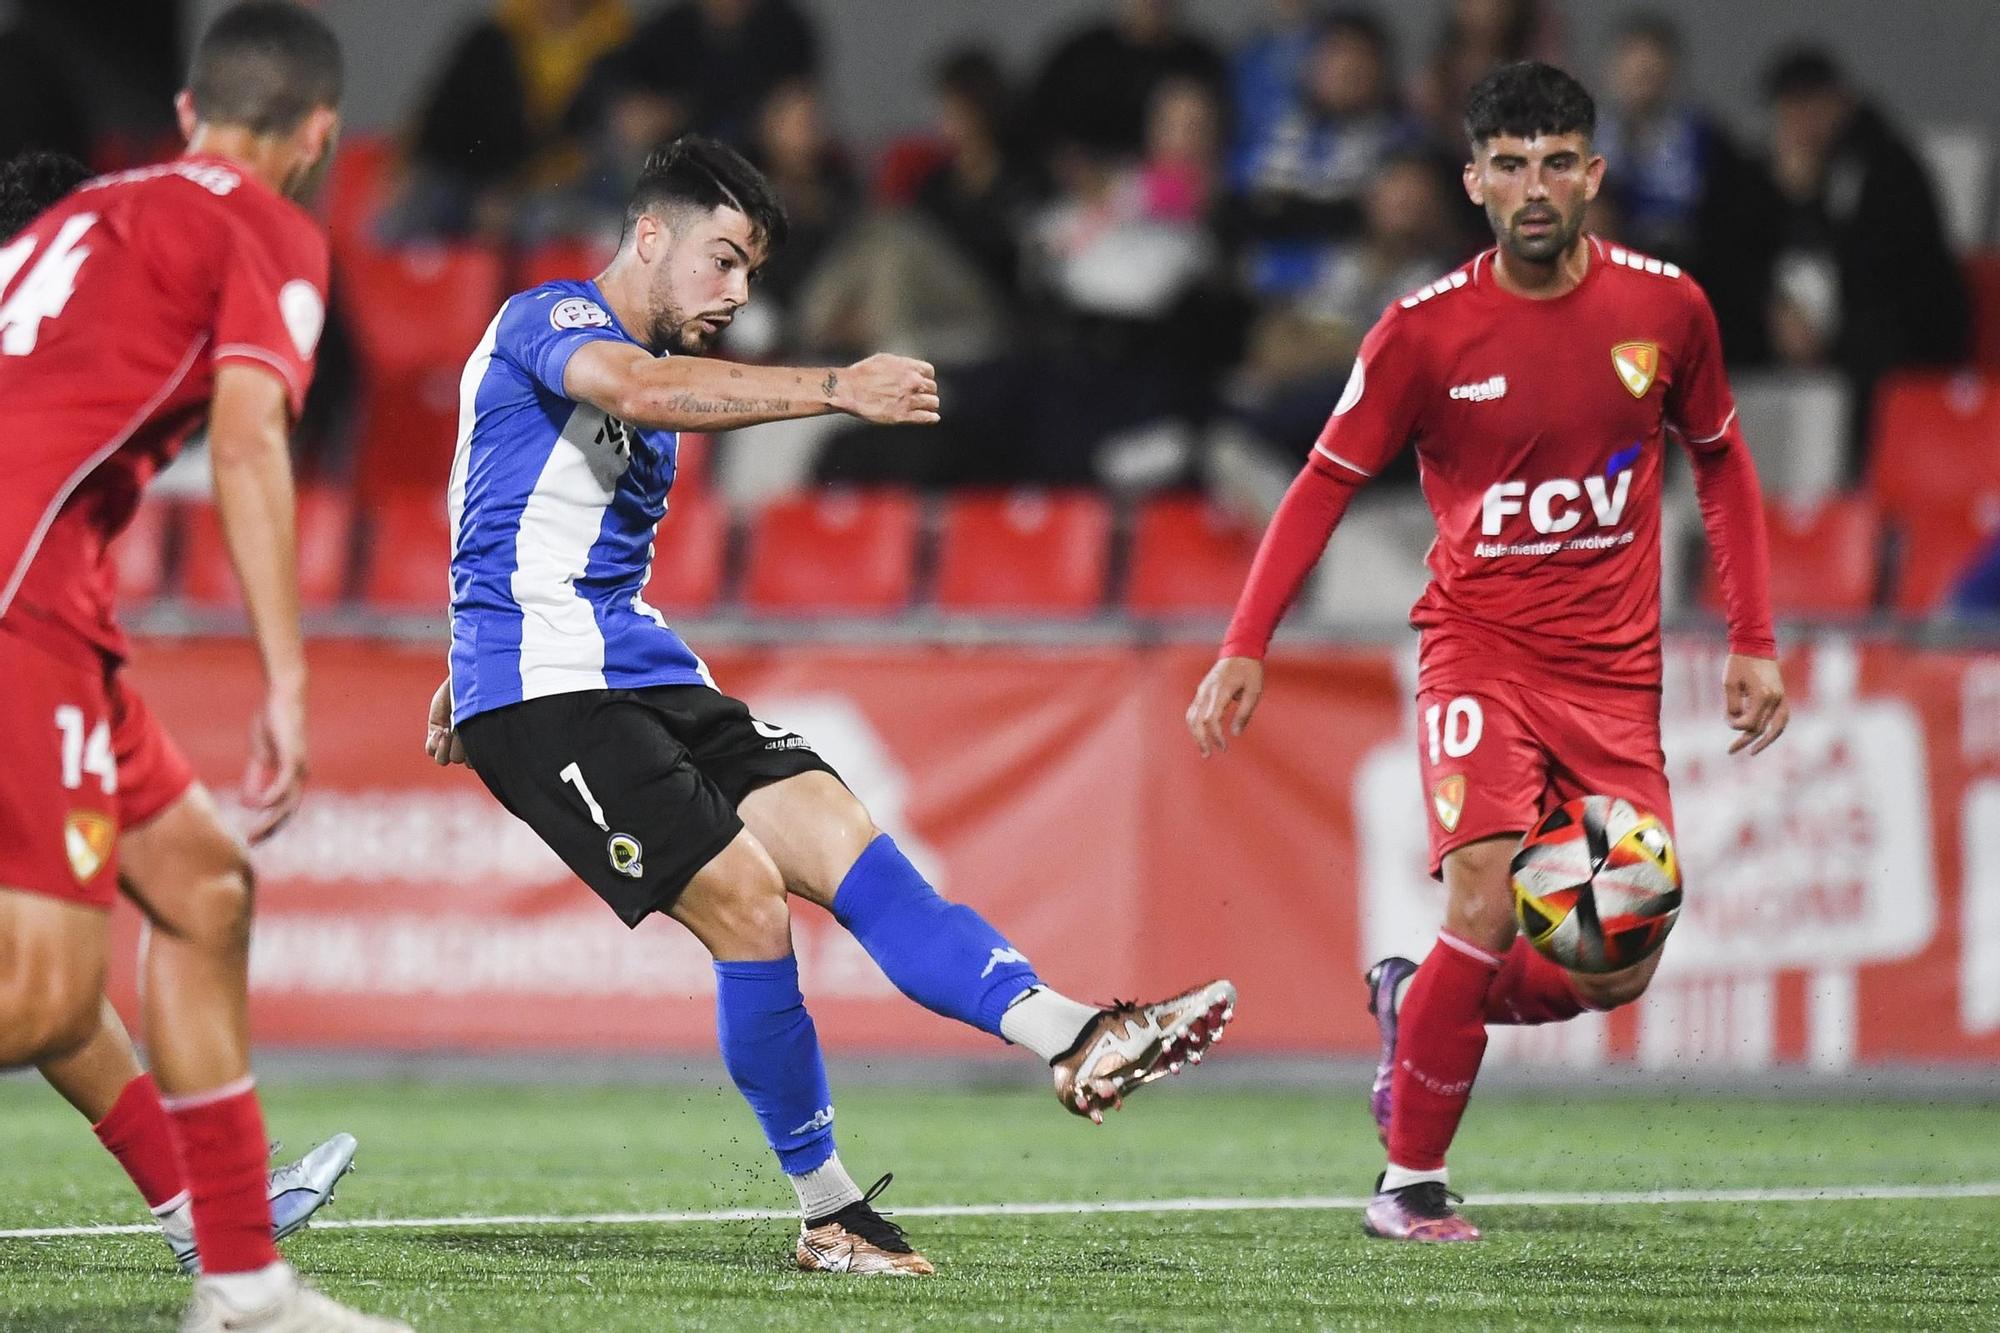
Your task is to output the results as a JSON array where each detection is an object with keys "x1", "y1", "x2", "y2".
[{"x1": 1496, "y1": 200, "x2": 1583, "y2": 263}]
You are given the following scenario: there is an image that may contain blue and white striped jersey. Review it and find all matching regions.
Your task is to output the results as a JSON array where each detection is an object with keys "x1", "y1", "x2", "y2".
[{"x1": 447, "y1": 279, "x2": 710, "y2": 725}]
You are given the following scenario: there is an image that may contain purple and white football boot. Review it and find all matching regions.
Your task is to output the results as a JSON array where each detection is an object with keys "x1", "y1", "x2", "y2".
[{"x1": 1364, "y1": 956, "x2": 1419, "y2": 1147}]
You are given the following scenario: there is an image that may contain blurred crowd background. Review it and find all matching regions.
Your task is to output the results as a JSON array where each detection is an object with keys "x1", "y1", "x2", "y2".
[{"x1": 7, "y1": 0, "x2": 1999, "y2": 631}]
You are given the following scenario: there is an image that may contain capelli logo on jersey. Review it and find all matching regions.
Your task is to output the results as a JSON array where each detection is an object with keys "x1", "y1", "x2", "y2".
[{"x1": 1449, "y1": 375, "x2": 1508, "y2": 403}]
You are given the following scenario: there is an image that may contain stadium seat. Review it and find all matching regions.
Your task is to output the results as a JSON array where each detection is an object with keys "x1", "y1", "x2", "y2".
[
  {"x1": 112, "y1": 499, "x2": 176, "y2": 606},
  {"x1": 741, "y1": 490, "x2": 919, "y2": 613},
  {"x1": 1869, "y1": 372, "x2": 2000, "y2": 520},
  {"x1": 359, "y1": 492, "x2": 453, "y2": 613},
  {"x1": 1967, "y1": 252, "x2": 2000, "y2": 366},
  {"x1": 933, "y1": 490, "x2": 1111, "y2": 614},
  {"x1": 180, "y1": 488, "x2": 355, "y2": 610},
  {"x1": 1894, "y1": 502, "x2": 2000, "y2": 612},
  {"x1": 641, "y1": 488, "x2": 732, "y2": 614},
  {"x1": 515, "y1": 238, "x2": 618, "y2": 292},
  {"x1": 339, "y1": 245, "x2": 505, "y2": 500},
  {"x1": 1700, "y1": 494, "x2": 1882, "y2": 617},
  {"x1": 1125, "y1": 496, "x2": 1262, "y2": 616}
]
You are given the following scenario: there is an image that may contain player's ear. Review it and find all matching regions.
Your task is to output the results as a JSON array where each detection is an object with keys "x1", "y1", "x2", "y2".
[
  {"x1": 633, "y1": 212, "x2": 664, "y2": 263},
  {"x1": 1462, "y1": 156, "x2": 1484, "y2": 206},
  {"x1": 1584, "y1": 152, "x2": 1607, "y2": 202},
  {"x1": 175, "y1": 90, "x2": 198, "y2": 144}
]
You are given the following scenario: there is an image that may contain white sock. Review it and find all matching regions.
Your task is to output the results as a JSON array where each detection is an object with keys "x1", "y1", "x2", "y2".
[
  {"x1": 1000, "y1": 986, "x2": 1100, "y2": 1062},
  {"x1": 199, "y1": 1260, "x2": 294, "y2": 1310},
  {"x1": 1381, "y1": 1163, "x2": 1449, "y2": 1192},
  {"x1": 791, "y1": 1151, "x2": 863, "y2": 1221}
]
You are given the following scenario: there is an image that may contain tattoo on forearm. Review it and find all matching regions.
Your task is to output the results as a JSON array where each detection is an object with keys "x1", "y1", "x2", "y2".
[
  {"x1": 664, "y1": 394, "x2": 794, "y2": 415},
  {"x1": 822, "y1": 371, "x2": 839, "y2": 400}
]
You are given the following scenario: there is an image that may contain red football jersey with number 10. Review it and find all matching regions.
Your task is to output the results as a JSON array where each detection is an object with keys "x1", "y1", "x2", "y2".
[
  {"x1": 1313, "y1": 235, "x2": 1738, "y2": 715},
  {"x1": 0, "y1": 156, "x2": 328, "y2": 666}
]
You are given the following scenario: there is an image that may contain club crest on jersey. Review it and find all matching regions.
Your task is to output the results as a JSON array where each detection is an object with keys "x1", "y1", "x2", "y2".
[
  {"x1": 64, "y1": 811, "x2": 115, "y2": 883},
  {"x1": 552, "y1": 297, "x2": 613, "y2": 330},
  {"x1": 1432, "y1": 776, "x2": 1466, "y2": 833},
  {"x1": 1611, "y1": 341, "x2": 1658, "y2": 398},
  {"x1": 607, "y1": 833, "x2": 644, "y2": 879}
]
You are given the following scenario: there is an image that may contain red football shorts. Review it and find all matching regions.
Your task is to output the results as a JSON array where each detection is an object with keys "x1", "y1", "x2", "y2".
[
  {"x1": 0, "y1": 629, "x2": 197, "y2": 908},
  {"x1": 1414, "y1": 678, "x2": 1674, "y2": 878}
]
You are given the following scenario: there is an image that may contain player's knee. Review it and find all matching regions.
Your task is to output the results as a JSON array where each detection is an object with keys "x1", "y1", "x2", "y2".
[
  {"x1": 1441, "y1": 839, "x2": 1518, "y2": 953},
  {"x1": 159, "y1": 859, "x2": 256, "y2": 951},
  {"x1": 682, "y1": 837, "x2": 792, "y2": 961},
  {"x1": 0, "y1": 935, "x2": 104, "y2": 1066}
]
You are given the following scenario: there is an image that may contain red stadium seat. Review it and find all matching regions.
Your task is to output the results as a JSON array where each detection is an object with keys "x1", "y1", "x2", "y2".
[
  {"x1": 1126, "y1": 496, "x2": 1261, "y2": 615},
  {"x1": 742, "y1": 490, "x2": 919, "y2": 613},
  {"x1": 180, "y1": 488, "x2": 355, "y2": 610},
  {"x1": 359, "y1": 492, "x2": 453, "y2": 613},
  {"x1": 516, "y1": 238, "x2": 617, "y2": 291},
  {"x1": 340, "y1": 245, "x2": 505, "y2": 500},
  {"x1": 1968, "y1": 252, "x2": 2000, "y2": 367},
  {"x1": 1894, "y1": 502, "x2": 2000, "y2": 613},
  {"x1": 1868, "y1": 371, "x2": 2000, "y2": 521},
  {"x1": 1700, "y1": 495, "x2": 1881, "y2": 617},
  {"x1": 112, "y1": 498, "x2": 176, "y2": 606},
  {"x1": 933, "y1": 490, "x2": 1111, "y2": 614},
  {"x1": 641, "y1": 489, "x2": 731, "y2": 613}
]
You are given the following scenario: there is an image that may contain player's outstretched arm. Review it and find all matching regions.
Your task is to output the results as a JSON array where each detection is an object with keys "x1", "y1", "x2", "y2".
[
  {"x1": 564, "y1": 342, "x2": 940, "y2": 432},
  {"x1": 207, "y1": 363, "x2": 309, "y2": 842}
]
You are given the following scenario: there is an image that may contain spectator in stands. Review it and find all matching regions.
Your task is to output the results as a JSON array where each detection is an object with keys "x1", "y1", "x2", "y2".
[
  {"x1": 1951, "y1": 531, "x2": 2000, "y2": 618},
  {"x1": 736, "y1": 80, "x2": 858, "y2": 344},
  {"x1": 380, "y1": 0, "x2": 632, "y2": 242},
  {"x1": 597, "y1": 0, "x2": 817, "y2": 149},
  {"x1": 1410, "y1": 0, "x2": 1562, "y2": 149},
  {"x1": 1596, "y1": 13, "x2": 1772, "y2": 364},
  {"x1": 1031, "y1": 0, "x2": 1227, "y2": 163},
  {"x1": 911, "y1": 48, "x2": 1037, "y2": 306},
  {"x1": 1225, "y1": 150, "x2": 1462, "y2": 481},
  {"x1": 1761, "y1": 46, "x2": 1970, "y2": 466},
  {"x1": 1232, "y1": 11, "x2": 1429, "y2": 298},
  {"x1": 1229, "y1": 0, "x2": 1325, "y2": 188}
]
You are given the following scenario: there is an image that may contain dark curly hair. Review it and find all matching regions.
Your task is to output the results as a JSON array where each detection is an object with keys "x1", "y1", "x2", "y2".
[
  {"x1": 0, "y1": 151, "x2": 92, "y2": 242},
  {"x1": 1463, "y1": 61, "x2": 1596, "y2": 148}
]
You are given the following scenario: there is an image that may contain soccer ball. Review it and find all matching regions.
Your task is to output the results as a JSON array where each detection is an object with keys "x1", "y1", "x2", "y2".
[{"x1": 1511, "y1": 795, "x2": 1681, "y2": 974}]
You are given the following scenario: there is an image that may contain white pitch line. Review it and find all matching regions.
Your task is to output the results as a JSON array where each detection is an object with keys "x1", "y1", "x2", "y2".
[{"x1": 4, "y1": 1182, "x2": 1998, "y2": 1241}]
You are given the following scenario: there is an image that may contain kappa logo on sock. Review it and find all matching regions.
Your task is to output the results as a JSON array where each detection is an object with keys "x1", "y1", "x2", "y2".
[
  {"x1": 790, "y1": 1105, "x2": 835, "y2": 1135},
  {"x1": 981, "y1": 946, "x2": 1029, "y2": 979}
]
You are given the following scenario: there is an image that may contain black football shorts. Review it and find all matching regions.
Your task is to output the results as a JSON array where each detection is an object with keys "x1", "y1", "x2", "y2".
[{"x1": 457, "y1": 684, "x2": 840, "y2": 926}]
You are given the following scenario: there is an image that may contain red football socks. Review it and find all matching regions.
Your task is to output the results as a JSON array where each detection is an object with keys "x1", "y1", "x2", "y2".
[
  {"x1": 1387, "y1": 932, "x2": 1502, "y2": 1172},
  {"x1": 92, "y1": 1073, "x2": 187, "y2": 1211},
  {"x1": 163, "y1": 1077, "x2": 278, "y2": 1274},
  {"x1": 1483, "y1": 937, "x2": 1590, "y2": 1025}
]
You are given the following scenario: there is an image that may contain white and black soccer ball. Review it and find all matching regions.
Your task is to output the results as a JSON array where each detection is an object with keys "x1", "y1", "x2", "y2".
[{"x1": 1511, "y1": 795, "x2": 1682, "y2": 974}]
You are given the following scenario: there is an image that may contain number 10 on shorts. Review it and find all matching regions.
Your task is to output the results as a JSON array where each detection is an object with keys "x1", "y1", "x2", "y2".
[{"x1": 1425, "y1": 696, "x2": 1484, "y2": 765}]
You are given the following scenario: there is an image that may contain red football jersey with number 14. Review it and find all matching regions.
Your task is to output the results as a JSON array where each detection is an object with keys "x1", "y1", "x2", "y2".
[
  {"x1": 1313, "y1": 235, "x2": 1738, "y2": 716},
  {"x1": 0, "y1": 156, "x2": 328, "y2": 667}
]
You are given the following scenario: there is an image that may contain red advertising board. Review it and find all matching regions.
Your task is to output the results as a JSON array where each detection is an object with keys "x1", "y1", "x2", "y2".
[{"x1": 105, "y1": 635, "x2": 2000, "y2": 1067}]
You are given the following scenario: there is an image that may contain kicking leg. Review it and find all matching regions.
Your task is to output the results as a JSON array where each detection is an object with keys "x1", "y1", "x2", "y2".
[
  {"x1": 0, "y1": 889, "x2": 106, "y2": 1069},
  {"x1": 1366, "y1": 834, "x2": 1516, "y2": 1243},
  {"x1": 671, "y1": 826, "x2": 931, "y2": 1276},
  {"x1": 740, "y1": 772, "x2": 1235, "y2": 1121}
]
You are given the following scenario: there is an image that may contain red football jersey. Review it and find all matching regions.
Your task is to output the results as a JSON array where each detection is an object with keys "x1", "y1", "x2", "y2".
[
  {"x1": 1312, "y1": 236, "x2": 1746, "y2": 713},
  {"x1": 0, "y1": 156, "x2": 328, "y2": 666}
]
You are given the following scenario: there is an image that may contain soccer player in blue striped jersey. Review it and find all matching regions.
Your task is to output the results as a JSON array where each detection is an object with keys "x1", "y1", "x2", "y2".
[{"x1": 425, "y1": 136, "x2": 1236, "y2": 1275}]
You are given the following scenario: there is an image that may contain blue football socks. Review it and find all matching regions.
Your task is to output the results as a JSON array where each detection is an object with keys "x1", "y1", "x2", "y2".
[
  {"x1": 713, "y1": 956, "x2": 837, "y2": 1175},
  {"x1": 831, "y1": 834, "x2": 1041, "y2": 1037}
]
